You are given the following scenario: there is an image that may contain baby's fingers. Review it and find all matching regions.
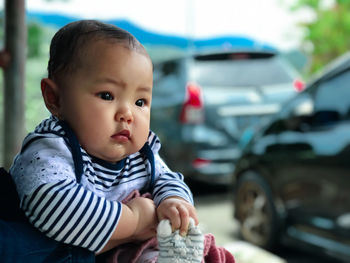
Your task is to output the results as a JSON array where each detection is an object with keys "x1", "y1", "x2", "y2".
[
  {"x1": 178, "y1": 205, "x2": 190, "y2": 236},
  {"x1": 166, "y1": 206, "x2": 181, "y2": 232}
]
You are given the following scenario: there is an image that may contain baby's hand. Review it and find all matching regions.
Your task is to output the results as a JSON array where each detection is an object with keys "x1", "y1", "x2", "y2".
[
  {"x1": 126, "y1": 197, "x2": 158, "y2": 241},
  {"x1": 156, "y1": 196, "x2": 198, "y2": 236}
]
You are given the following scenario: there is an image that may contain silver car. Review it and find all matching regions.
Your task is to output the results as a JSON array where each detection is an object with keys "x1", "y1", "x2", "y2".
[{"x1": 151, "y1": 49, "x2": 303, "y2": 184}]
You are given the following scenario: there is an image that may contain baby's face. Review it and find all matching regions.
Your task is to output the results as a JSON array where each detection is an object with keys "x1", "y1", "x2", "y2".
[{"x1": 58, "y1": 40, "x2": 153, "y2": 162}]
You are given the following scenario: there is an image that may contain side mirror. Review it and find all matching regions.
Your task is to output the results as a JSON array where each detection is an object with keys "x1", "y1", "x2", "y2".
[
  {"x1": 292, "y1": 97, "x2": 314, "y2": 117},
  {"x1": 284, "y1": 97, "x2": 314, "y2": 132}
]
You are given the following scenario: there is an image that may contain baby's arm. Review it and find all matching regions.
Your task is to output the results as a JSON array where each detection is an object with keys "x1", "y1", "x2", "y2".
[
  {"x1": 11, "y1": 137, "x2": 158, "y2": 254},
  {"x1": 98, "y1": 196, "x2": 158, "y2": 254},
  {"x1": 151, "y1": 148, "x2": 198, "y2": 235}
]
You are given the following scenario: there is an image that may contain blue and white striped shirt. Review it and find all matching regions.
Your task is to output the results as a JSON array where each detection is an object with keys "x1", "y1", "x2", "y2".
[{"x1": 10, "y1": 116, "x2": 193, "y2": 252}]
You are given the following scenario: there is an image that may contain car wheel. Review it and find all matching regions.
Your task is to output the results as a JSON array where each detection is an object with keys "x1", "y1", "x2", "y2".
[{"x1": 234, "y1": 171, "x2": 281, "y2": 250}]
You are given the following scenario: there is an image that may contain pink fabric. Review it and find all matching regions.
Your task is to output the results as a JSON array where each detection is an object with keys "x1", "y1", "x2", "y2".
[
  {"x1": 105, "y1": 190, "x2": 235, "y2": 263},
  {"x1": 105, "y1": 237, "x2": 158, "y2": 263},
  {"x1": 202, "y1": 234, "x2": 235, "y2": 263}
]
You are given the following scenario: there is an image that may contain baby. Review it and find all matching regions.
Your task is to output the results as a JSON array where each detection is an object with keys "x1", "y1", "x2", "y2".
[{"x1": 7, "y1": 20, "x2": 234, "y2": 263}]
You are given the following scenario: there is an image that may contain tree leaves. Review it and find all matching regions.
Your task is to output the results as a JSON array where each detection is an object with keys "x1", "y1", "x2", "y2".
[{"x1": 290, "y1": 0, "x2": 350, "y2": 74}]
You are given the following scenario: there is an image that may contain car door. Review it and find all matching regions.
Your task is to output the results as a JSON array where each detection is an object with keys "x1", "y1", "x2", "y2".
[{"x1": 274, "y1": 68, "x2": 350, "y2": 238}]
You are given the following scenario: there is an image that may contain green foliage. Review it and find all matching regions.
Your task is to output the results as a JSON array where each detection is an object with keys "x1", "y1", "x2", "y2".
[
  {"x1": 0, "y1": 12, "x2": 45, "y2": 58},
  {"x1": 0, "y1": 10, "x2": 56, "y2": 164},
  {"x1": 0, "y1": 12, "x2": 4, "y2": 48},
  {"x1": 27, "y1": 22, "x2": 45, "y2": 58},
  {"x1": 0, "y1": 56, "x2": 49, "y2": 166},
  {"x1": 25, "y1": 57, "x2": 51, "y2": 131},
  {"x1": 0, "y1": 23, "x2": 54, "y2": 164},
  {"x1": 290, "y1": 0, "x2": 350, "y2": 74}
]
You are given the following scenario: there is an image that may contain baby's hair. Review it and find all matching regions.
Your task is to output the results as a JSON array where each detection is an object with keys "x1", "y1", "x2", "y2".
[{"x1": 48, "y1": 19, "x2": 147, "y2": 81}]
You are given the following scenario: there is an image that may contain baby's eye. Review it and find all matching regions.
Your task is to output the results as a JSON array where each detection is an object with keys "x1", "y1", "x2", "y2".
[
  {"x1": 97, "y1": 92, "x2": 114, "y2": 101},
  {"x1": 135, "y1": 99, "x2": 146, "y2": 107}
]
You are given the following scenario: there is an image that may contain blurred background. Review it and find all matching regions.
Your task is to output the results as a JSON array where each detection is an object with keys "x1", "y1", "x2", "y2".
[
  {"x1": 0, "y1": 0, "x2": 315, "y2": 163},
  {"x1": 1, "y1": 0, "x2": 350, "y2": 262}
]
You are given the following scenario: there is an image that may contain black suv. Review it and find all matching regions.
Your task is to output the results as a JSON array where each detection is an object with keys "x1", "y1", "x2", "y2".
[
  {"x1": 151, "y1": 49, "x2": 302, "y2": 184},
  {"x1": 232, "y1": 52, "x2": 350, "y2": 262}
]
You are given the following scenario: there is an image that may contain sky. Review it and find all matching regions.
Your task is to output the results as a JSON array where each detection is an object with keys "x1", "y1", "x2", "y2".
[{"x1": 8, "y1": 0, "x2": 310, "y2": 50}]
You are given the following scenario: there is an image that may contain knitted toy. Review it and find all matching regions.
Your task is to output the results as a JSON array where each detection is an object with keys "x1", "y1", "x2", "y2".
[{"x1": 157, "y1": 218, "x2": 204, "y2": 263}]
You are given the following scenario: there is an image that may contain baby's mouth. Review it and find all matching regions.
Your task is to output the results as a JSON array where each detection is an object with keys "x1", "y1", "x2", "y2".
[{"x1": 111, "y1": 130, "x2": 130, "y2": 142}]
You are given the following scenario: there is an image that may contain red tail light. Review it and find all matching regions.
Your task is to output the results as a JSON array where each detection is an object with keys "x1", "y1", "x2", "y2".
[
  {"x1": 192, "y1": 158, "x2": 211, "y2": 169},
  {"x1": 180, "y1": 82, "x2": 204, "y2": 124},
  {"x1": 293, "y1": 79, "x2": 305, "y2": 92}
]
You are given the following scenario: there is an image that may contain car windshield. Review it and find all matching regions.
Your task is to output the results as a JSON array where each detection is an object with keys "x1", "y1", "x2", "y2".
[{"x1": 191, "y1": 53, "x2": 295, "y2": 87}]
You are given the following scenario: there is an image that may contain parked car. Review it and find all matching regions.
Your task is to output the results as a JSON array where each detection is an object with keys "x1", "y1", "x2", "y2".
[
  {"x1": 151, "y1": 49, "x2": 302, "y2": 184},
  {"x1": 232, "y1": 51, "x2": 350, "y2": 262}
]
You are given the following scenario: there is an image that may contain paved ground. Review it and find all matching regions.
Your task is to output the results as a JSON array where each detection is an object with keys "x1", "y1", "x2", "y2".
[
  {"x1": 193, "y1": 185, "x2": 338, "y2": 263},
  {"x1": 194, "y1": 193, "x2": 286, "y2": 263}
]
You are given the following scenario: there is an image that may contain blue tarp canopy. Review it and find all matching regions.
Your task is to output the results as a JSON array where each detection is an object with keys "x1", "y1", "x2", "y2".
[{"x1": 27, "y1": 11, "x2": 276, "y2": 53}]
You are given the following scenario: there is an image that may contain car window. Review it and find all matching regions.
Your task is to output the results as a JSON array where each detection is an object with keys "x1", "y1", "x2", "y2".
[
  {"x1": 190, "y1": 56, "x2": 294, "y2": 87},
  {"x1": 314, "y1": 69, "x2": 350, "y2": 119},
  {"x1": 277, "y1": 68, "x2": 350, "y2": 130},
  {"x1": 153, "y1": 60, "x2": 179, "y2": 84},
  {"x1": 153, "y1": 60, "x2": 183, "y2": 99},
  {"x1": 264, "y1": 92, "x2": 313, "y2": 135}
]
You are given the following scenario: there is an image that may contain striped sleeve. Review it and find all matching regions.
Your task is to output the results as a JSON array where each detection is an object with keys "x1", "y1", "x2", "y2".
[
  {"x1": 10, "y1": 134, "x2": 121, "y2": 253},
  {"x1": 151, "y1": 148, "x2": 194, "y2": 206},
  {"x1": 21, "y1": 179, "x2": 122, "y2": 252},
  {"x1": 147, "y1": 131, "x2": 193, "y2": 205}
]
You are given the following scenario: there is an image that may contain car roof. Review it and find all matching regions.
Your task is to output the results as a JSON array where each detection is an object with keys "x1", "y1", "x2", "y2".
[
  {"x1": 154, "y1": 48, "x2": 279, "y2": 64},
  {"x1": 193, "y1": 48, "x2": 277, "y2": 56}
]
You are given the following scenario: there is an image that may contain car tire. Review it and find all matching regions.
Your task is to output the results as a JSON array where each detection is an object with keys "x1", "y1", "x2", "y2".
[{"x1": 234, "y1": 171, "x2": 282, "y2": 250}]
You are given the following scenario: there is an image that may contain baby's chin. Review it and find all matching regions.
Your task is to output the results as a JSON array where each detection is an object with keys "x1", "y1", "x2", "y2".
[
  {"x1": 85, "y1": 143, "x2": 146, "y2": 163},
  {"x1": 84, "y1": 150, "x2": 126, "y2": 164},
  {"x1": 94, "y1": 150, "x2": 140, "y2": 164}
]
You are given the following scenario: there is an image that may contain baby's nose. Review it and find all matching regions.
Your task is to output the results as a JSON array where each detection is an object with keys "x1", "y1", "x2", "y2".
[{"x1": 115, "y1": 106, "x2": 133, "y2": 123}]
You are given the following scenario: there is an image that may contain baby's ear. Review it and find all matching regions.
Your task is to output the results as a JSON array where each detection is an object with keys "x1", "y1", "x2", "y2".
[{"x1": 41, "y1": 78, "x2": 61, "y2": 117}]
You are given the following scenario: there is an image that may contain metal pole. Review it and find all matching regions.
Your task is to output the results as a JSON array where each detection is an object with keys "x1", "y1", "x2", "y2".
[{"x1": 3, "y1": 0, "x2": 26, "y2": 169}]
